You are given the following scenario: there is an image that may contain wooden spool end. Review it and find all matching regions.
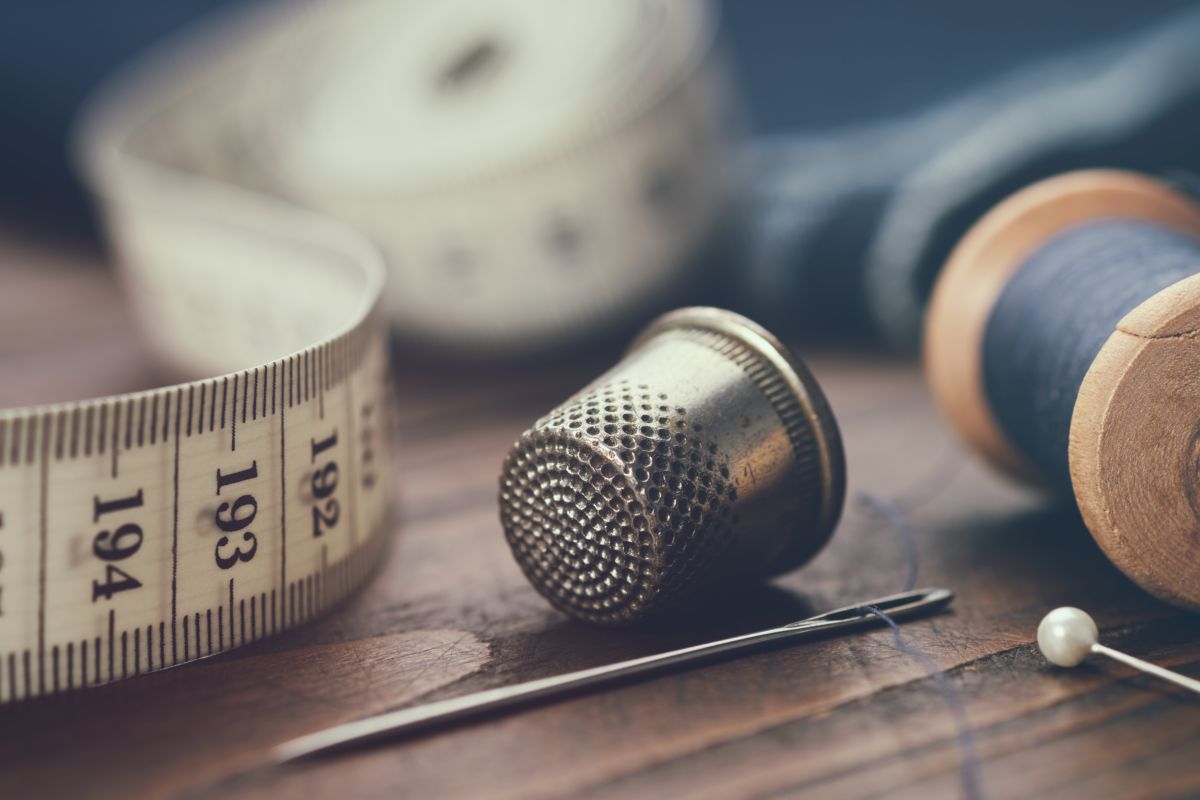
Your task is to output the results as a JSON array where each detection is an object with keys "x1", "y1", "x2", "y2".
[
  {"x1": 1074, "y1": 272, "x2": 1200, "y2": 610},
  {"x1": 925, "y1": 169, "x2": 1200, "y2": 609}
]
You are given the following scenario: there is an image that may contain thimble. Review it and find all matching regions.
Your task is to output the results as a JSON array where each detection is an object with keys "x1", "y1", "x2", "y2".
[{"x1": 498, "y1": 307, "x2": 845, "y2": 625}]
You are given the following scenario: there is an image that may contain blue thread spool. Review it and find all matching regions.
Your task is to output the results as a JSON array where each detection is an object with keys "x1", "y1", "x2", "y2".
[{"x1": 924, "y1": 170, "x2": 1200, "y2": 610}]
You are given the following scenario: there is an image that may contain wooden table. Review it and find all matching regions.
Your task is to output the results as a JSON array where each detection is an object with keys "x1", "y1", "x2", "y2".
[{"x1": 2, "y1": 228, "x2": 1198, "y2": 799}]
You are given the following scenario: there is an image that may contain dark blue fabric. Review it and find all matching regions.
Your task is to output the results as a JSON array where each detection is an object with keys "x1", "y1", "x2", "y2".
[
  {"x1": 0, "y1": 1, "x2": 238, "y2": 232},
  {"x1": 720, "y1": 0, "x2": 1193, "y2": 133},
  {"x1": 732, "y1": 2, "x2": 1200, "y2": 348}
]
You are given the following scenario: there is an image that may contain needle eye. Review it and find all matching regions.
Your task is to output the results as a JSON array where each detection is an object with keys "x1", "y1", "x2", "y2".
[{"x1": 811, "y1": 589, "x2": 939, "y2": 623}]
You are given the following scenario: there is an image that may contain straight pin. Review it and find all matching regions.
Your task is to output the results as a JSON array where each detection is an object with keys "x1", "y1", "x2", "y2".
[{"x1": 1037, "y1": 607, "x2": 1200, "y2": 695}]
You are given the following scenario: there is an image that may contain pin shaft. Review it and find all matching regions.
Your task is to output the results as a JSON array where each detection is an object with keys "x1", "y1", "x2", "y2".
[
  {"x1": 1092, "y1": 643, "x2": 1200, "y2": 695},
  {"x1": 273, "y1": 587, "x2": 953, "y2": 764}
]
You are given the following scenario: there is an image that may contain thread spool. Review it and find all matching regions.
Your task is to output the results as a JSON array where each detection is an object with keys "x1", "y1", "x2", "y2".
[
  {"x1": 925, "y1": 170, "x2": 1200, "y2": 610},
  {"x1": 498, "y1": 307, "x2": 845, "y2": 625}
]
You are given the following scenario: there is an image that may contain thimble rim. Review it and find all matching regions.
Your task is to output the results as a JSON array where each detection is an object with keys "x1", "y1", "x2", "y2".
[{"x1": 628, "y1": 306, "x2": 846, "y2": 566}]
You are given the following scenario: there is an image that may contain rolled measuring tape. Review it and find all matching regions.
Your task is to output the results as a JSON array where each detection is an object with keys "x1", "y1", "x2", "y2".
[
  {"x1": 0, "y1": 0, "x2": 736, "y2": 702},
  {"x1": 120, "y1": 0, "x2": 738, "y2": 353},
  {"x1": 0, "y1": 196, "x2": 393, "y2": 701}
]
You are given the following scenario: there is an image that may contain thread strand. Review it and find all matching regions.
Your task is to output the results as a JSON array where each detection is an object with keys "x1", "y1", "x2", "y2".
[{"x1": 855, "y1": 442, "x2": 982, "y2": 799}]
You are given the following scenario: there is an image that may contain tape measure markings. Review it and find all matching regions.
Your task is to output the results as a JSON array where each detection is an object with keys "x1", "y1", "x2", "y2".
[{"x1": 0, "y1": 321, "x2": 391, "y2": 702}]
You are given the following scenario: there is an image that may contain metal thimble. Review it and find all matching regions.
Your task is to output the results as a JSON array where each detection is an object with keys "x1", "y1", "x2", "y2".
[{"x1": 498, "y1": 307, "x2": 845, "y2": 625}]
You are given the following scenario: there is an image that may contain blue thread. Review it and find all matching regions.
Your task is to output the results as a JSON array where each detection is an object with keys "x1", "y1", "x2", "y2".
[
  {"x1": 856, "y1": 492, "x2": 919, "y2": 592},
  {"x1": 864, "y1": 605, "x2": 984, "y2": 800},
  {"x1": 855, "y1": 444, "x2": 983, "y2": 799},
  {"x1": 983, "y1": 220, "x2": 1200, "y2": 488}
]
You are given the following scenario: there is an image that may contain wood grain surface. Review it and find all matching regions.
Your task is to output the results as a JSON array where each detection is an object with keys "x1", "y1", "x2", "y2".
[{"x1": 1, "y1": 226, "x2": 1199, "y2": 800}]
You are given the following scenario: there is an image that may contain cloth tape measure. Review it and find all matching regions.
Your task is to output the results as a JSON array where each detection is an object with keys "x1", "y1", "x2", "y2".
[{"x1": 0, "y1": 0, "x2": 733, "y2": 702}]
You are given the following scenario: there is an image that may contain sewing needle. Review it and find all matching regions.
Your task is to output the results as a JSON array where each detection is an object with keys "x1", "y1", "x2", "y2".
[{"x1": 273, "y1": 586, "x2": 953, "y2": 764}]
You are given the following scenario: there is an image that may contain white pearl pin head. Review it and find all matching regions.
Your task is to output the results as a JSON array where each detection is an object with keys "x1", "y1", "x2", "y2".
[
  {"x1": 1035, "y1": 606, "x2": 1200, "y2": 694},
  {"x1": 1037, "y1": 607, "x2": 1099, "y2": 667}
]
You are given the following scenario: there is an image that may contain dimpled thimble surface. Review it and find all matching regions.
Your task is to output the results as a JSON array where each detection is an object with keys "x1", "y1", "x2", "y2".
[{"x1": 498, "y1": 307, "x2": 845, "y2": 625}]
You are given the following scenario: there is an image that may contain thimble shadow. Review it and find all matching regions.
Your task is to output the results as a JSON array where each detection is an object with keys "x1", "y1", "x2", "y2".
[
  {"x1": 641, "y1": 582, "x2": 819, "y2": 637},
  {"x1": 530, "y1": 581, "x2": 818, "y2": 653},
  {"x1": 497, "y1": 582, "x2": 820, "y2": 680}
]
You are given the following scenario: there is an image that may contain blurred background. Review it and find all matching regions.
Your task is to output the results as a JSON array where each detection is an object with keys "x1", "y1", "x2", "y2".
[{"x1": 2, "y1": 0, "x2": 1200, "y2": 367}]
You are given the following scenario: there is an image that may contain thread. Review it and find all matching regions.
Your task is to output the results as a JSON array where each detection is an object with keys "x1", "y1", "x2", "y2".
[
  {"x1": 864, "y1": 605, "x2": 984, "y2": 800},
  {"x1": 982, "y1": 220, "x2": 1200, "y2": 487},
  {"x1": 857, "y1": 493, "x2": 919, "y2": 593},
  {"x1": 855, "y1": 444, "x2": 983, "y2": 800}
]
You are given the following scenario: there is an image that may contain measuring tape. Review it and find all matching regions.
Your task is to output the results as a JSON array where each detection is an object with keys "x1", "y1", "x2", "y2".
[
  {"x1": 0, "y1": 215, "x2": 392, "y2": 704},
  {"x1": 3, "y1": 78, "x2": 396, "y2": 698},
  {"x1": 1, "y1": 0, "x2": 733, "y2": 703},
  {"x1": 178, "y1": 0, "x2": 735, "y2": 352}
]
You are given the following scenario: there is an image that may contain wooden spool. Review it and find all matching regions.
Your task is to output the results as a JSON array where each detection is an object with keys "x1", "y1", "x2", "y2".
[{"x1": 925, "y1": 169, "x2": 1200, "y2": 610}]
